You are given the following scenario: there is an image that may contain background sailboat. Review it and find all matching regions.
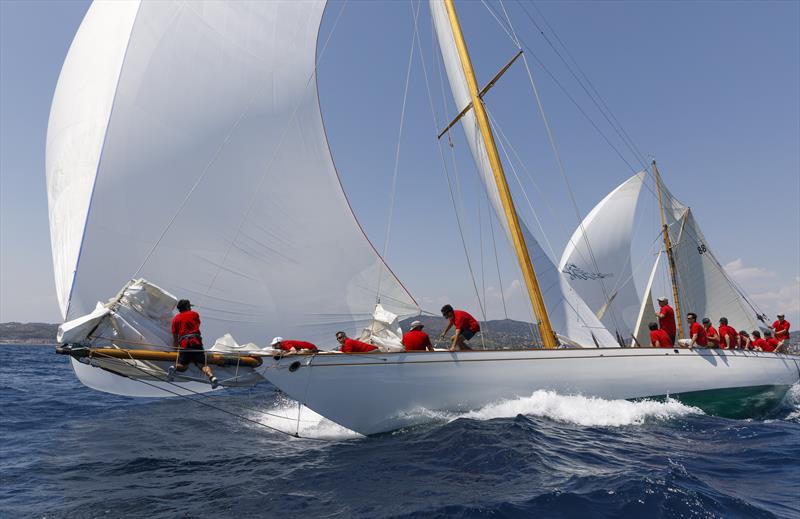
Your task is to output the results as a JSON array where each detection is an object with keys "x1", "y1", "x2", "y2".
[{"x1": 560, "y1": 165, "x2": 767, "y2": 346}]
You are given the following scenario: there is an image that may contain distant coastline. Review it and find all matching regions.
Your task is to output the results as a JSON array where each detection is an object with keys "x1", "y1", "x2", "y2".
[{"x1": 0, "y1": 322, "x2": 58, "y2": 345}]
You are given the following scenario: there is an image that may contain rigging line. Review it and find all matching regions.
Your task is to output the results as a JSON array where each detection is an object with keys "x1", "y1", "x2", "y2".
[
  {"x1": 528, "y1": 1, "x2": 649, "y2": 168},
  {"x1": 517, "y1": 0, "x2": 649, "y2": 169},
  {"x1": 499, "y1": 16, "x2": 626, "y2": 338},
  {"x1": 377, "y1": 0, "x2": 422, "y2": 303},
  {"x1": 86, "y1": 351, "x2": 328, "y2": 440},
  {"x1": 414, "y1": 6, "x2": 487, "y2": 324},
  {"x1": 485, "y1": 112, "x2": 608, "y2": 335},
  {"x1": 487, "y1": 195, "x2": 509, "y2": 320}
]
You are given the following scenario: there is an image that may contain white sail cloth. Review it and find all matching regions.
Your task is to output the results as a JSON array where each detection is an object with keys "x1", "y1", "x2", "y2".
[
  {"x1": 559, "y1": 173, "x2": 645, "y2": 341},
  {"x1": 430, "y1": 0, "x2": 617, "y2": 348},
  {"x1": 46, "y1": 1, "x2": 419, "y2": 350},
  {"x1": 667, "y1": 206, "x2": 762, "y2": 335}
]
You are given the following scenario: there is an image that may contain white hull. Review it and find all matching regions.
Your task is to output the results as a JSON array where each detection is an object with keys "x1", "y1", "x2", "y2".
[{"x1": 261, "y1": 348, "x2": 800, "y2": 435}]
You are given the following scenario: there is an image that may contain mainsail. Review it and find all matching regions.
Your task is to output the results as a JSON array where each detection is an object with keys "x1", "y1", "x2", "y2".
[
  {"x1": 559, "y1": 172, "x2": 645, "y2": 341},
  {"x1": 660, "y1": 183, "x2": 763, "y2": 335},
  {"x1": 430, "y1": 0, "x2": 617, "y2": 348},
  {"x1": 46, "y1": 1, "x2": 418, "y2": 350}
]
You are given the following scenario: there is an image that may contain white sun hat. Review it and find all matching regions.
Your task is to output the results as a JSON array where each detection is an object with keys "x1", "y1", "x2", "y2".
[{"x1": 271, "y1": 337, "x2": 284, "y2": 346}]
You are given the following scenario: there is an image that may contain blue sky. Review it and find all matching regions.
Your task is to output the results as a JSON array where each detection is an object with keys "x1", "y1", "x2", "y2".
[{"x1": 1, "y1": 0, "x2": 798, "y2": 327}]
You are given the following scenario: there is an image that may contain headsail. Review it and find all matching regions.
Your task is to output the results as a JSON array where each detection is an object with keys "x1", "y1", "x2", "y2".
[
  {"x1": 46, "y1": 1, "x2": 418, "y2": 349},
  {"x1": 430, "y1": 0, "x2": 617, "y2": 347},
  {"x1": 631, "y1": 254, "x2": 660, "y2": 347},
  {"x1": 559, "y1": 172, "x2": 645, "y2": 340}
]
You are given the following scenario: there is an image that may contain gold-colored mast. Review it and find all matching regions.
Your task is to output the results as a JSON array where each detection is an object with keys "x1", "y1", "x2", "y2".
[
  {"x1": 652, "y1": 160, "x2": 684, "y2": 339},
  {"x1": 442, "y1": 0, "x2": 557, "y2": 349}
]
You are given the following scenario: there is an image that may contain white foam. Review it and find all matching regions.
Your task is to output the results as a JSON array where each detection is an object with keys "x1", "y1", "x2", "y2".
[
  {"x1": 251, "y1": 398, "x2": 361, "y2": 440},
  {"x1": 783, "y1": 382, "x2": 800, "y2": 421},
  {"x1": 453, "y1": 390, "x2": 702, "y2": 427}
]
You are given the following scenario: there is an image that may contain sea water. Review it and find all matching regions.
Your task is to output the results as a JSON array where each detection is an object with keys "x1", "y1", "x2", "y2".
[{"x1": 1, "y1": 344, "x2": 798, "y2": 518}]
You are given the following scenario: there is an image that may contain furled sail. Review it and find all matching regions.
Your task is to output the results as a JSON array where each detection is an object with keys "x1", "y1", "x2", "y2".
[
  {"x1": 46, "y1": 1, "x2": 419, "y2": 354},
  {"x1": 430, "y1": 0, "x2": 617, "y2": 348},
  {"x1": 559, "y1": 172, "x2": 645, "y2": 341}
]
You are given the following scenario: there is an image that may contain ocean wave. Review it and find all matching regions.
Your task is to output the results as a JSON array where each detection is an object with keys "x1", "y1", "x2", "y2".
[
  {"x1": 782, "y1": 382, "x2": 800, "y2": 422},
  {"x1": 454, "y1": 391, "x2": 703, "y2": 427}
]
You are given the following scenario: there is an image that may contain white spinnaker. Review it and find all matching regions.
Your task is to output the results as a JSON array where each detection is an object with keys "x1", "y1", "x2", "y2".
[
  {"x1": 46, "y1": 1, "x2": 141, "y2": 317},
  {"x1": 559, "y1": 173, "x2": 645, "y2": 340},
  {"x1": 430, "y1": 0, "x2": 617, "y2": 348},
  {"x1": 46, "y1": 1, "x2": 418, "y2": 348}
]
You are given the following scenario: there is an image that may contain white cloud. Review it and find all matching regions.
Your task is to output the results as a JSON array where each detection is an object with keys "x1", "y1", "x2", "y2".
[
  {"x1": 724, "y1": 258, "x2": 776, "y2": 282},
  {"x1": 750, "y1": 276, "x2": 800, "y2": 323}
]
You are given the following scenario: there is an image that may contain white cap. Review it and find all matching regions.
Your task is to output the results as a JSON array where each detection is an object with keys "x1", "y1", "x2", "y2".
[
  {"x1": 270, "y1": 337, "x2": 284, "y2": 346},
  {"x1": 410, "y1": 320, "x2": 424, "y2": 329},
  {"x1": 657, "y1": 296, "x2": 668, "y2": 302}
]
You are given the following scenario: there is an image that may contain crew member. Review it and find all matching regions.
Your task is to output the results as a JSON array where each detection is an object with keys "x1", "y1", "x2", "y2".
[
  {"x1": 718, "y1": 317, "x2": 737, "y2": 350},
  {"x1": 439, "y1": 304, "x2": 481, "y2": 351},
  {"x1": 680, "y1": 312, "x2": 707, "y2": 348},
  {"x1": 648, "y1": 322, "x2": 672, "y2": 348},
  {"x1": 270, "y1": 337, "x2": 318, "y2": 353},
  {"x1": 738, "y1": 330, "x2": 752, "y2": 350},
  {"x1": 402, "y1": 321, "x2": 435, "y2": 352},
  {"x1": 751, "y1": 330, "x2": 768, "y2": 351},
  {"x1": 762, "y1": 330, "x2": 779, "y2": 353},
  {"x1": 655, "y1": 297, "x2": 677, "y2": 344},
  {"x1": 169, "y1": 299, "x2": 219, "y2": 388},
  {"x1": 769, "y1": 314, "x2": 791, "y2": 343},
  {"x1": 702, "y1": 318, "x2": 720, "y2": 348},
  {"x1": 335, "y1": 331, "x2": 377, "y2": 353}
]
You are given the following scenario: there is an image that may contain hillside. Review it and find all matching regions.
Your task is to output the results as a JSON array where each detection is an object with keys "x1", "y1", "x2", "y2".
[{"x1": 0, "y1": 322, "x2": 59, "y2": 345}]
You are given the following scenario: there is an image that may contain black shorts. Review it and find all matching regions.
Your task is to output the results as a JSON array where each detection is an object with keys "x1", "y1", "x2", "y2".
[
  {"x1": 178, "y1": 344, "x2": 207, "y2": 366},
  {"x1": 460, "y1": 328, "x2": 477, "y2": 341}
]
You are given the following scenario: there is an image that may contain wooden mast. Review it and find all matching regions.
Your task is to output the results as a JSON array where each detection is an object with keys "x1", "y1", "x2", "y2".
[
  {"x1": 652, "y1": 160, "x2": 684, "y2": 339},
  {"x1": 442, "y1": 0, "x2": 557, "y2": 349}
]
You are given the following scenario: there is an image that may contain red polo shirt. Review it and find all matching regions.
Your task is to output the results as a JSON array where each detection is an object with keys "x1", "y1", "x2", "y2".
[
  {"x1": 402, "y1": 330, "x2": 432, "y2": 351},
  {"x1": 772, "y1": 320, "x2": 790, "y2": 342},
  {"x1": 657, "y1": 305, "x2": 676, "y2": 338},
  {"x1": 171, "y1": 310, "x2": 202, "y2": 348},
  {"x1": 451, "y1": 310, "x2": 480, "y2": 333},
  {"x1": 650, "y1": 329, "x2": 672, "y2": 348},
  {"x1": 689, "y1": 321, "x2": 707, "y2": 346},
  {"x1": 719, "y1": 325, "x2": 738, "y2": 349},
  {"x1": 753, "y1": 338, "x2": 769, "y2": 351},
  {"x1": 277, "y1": 340, "x2": 318, "y2": 352},
  {"x1": 341, "y1": 338, "x2": 377, "y2": 353},
  {"x1": 763, "y1": 338, "x2": 779, "y2": 353},
  {"x1": 704, "y1": 326, "x2": 720, "y2": 348}
]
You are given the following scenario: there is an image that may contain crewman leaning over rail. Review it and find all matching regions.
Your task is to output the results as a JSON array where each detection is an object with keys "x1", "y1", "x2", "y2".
[
  {"x1": 270, "y1": 337, "x2": 318, "y2": 354},
  {"x1": 335, "y1": 331, "x2": 377, "y2": 353}
]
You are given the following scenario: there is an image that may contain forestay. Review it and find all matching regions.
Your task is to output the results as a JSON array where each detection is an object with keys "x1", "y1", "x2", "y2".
[
  {"x1": 559, "y1": 172, "x2": 645, "y2": 341},
  {"x1": 429, "y1": 0, "x2": 617, "y2": 348},
  {"x1": 46, "y1": 1, "x2": 419, "y2": 348}
]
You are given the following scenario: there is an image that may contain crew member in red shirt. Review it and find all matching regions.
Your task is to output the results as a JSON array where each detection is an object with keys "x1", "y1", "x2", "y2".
[
  {"x1": 751, "y1": 330, "x2": 769, "y2": 351},
  {"x1": 762, "y1": 331, "x2": 780, "y2": 353},
  {"x1": 738, "y1": 330, "x2": 752, "y2": 350},
  {"x1": 439, "y1": 304, "x2": 481, "y2": 351},
  {"x1": 702, "y1": 318, "x2": 720, "y2": 348},
  {"x1": 335, "y1": 331, "x2": 377, "y2": 353},
  {"x1": 169, "y1": 299, "x2": 219, "y2": 388},
  {"x1": 655, "y1": 297, "x2": 677, "y2": 344},
  {"x1": 680, "y1": 312, "x2": 707, "y2": 348},
  {"x1": 718, "y1": 317, "x2": 737, "y2": 350},
  {"x1": 270, "y1": 337, "x2": 318, "y2": 353},
  {"x1": 769, "y1": 314, "x2": 790, "y2": 343},
  {"x1": 402, "y1": 321, "x2": 435, "y2": 352},
  {"x1": 648, "y1": 322, "x2": 672, "y2": 348}
]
